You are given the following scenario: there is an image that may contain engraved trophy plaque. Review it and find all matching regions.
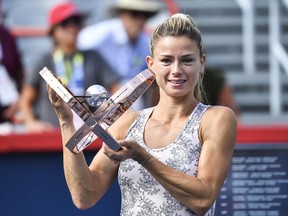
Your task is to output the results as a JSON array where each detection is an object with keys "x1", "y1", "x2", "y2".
[{"x1": 39, "y1": 67, "x2": 155, "y2": 153}]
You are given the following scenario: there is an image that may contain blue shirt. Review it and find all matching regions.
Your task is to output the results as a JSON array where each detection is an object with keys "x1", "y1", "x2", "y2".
[{"x1": 77, "y1": 18, "x2": 150, "y2": 84}]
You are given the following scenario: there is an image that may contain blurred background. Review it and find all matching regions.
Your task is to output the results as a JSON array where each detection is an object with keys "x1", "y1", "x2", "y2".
[
  {"x1": 0, "y1": 0, "x2": 288, "y2": 216},
  {"x1": 2, "y1": 0, "x2": 288, "y2": 125}
]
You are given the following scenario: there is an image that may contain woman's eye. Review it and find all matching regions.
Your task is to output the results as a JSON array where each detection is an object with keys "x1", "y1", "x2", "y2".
[
  {"x1": 182, "y1": 58, "x2": 194, "y2": 64},
  {"x1": 161, "y1": 59, "x2": 171, "y2": 64}
]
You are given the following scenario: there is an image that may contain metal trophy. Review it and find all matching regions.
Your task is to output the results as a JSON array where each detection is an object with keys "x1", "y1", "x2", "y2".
[{"x1": 39, "y1": 67, "x2": 155, "y2": 153}]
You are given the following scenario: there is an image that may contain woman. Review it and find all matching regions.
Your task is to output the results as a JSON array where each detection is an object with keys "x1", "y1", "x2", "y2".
[
  {"x1": 19, "y1": 2, "x2": 119, "y2": 132},
  {"x1": 48, "y1": 13, "x2": 237, "y2": 216}
]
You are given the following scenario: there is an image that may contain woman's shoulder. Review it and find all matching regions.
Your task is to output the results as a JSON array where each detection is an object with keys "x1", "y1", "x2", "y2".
[
  {"x1": 121, "y1": 109, "x2": 140, "y2": 124},
  {"x1": 108, "y1": 109, "x2": 140, "y2": 140},
  {"x1": 206, "y1": 105, "x2": 235, "y2": 116},
  {"x1": 200, "y1": 105, "x2": 237, "y2": 146},
  {"x1": 202, "y1": 105, "x2": 237, "y2": 129}
]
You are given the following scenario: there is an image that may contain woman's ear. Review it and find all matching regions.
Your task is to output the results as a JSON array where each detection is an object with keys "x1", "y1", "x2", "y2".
[
  {"x1": 200, "y1": 54, "x2": 206, "y2": 73},
  {"x1": 146, "y1": 55, "x2": 153, "y2": 70}
]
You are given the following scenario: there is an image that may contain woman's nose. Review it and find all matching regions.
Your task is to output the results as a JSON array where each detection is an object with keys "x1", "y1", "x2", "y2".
[{"x1": 171, "y1": 62, "x2": 182, "y2": 75}]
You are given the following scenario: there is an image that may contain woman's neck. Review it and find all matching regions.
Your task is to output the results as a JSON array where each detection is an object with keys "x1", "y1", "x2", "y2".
[{"x1": 153, "y1": 96, "x2": 198, "y2": 122}]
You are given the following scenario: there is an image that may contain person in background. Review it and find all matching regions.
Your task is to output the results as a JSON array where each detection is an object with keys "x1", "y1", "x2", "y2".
[
  {"x1": 0, "y1": 23, "x2": 24, "y2": 126},
  {"x1": 19, "y1": 2, "x2": 119, "y2": 133},
  {"x1": 77, "y1": 0, "x2": 163, "y2": 109},
  {"x1": 48, "y1": 13, "x2": 236, "y2": 215},
  {"x1": 202, "y1": 67, "x2": 239, "y2": 116}
]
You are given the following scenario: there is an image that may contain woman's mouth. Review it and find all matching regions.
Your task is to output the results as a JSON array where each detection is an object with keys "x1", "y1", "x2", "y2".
[{"x1": 168, "y1": 79, "x2": 186, "y2": 84}]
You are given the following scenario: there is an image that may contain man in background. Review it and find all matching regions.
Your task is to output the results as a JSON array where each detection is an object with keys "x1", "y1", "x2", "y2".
[{"x1": 77, "y1": 0, "x2": 163, "y2": 109}]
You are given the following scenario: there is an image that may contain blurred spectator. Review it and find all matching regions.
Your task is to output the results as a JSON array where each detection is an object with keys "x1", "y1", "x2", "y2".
[
  {"x1": 0, "y1": 23, "x2": 24, "y2": 126},
  {"x1": 202, "y1": 67, "x2": 239, "y2": 116},
  {"x1": 19, "y1": 1, "x2": 119, "y2": 133},
  {"x1": 77, "y1": 0, "x2": 163, "y2": 109}
]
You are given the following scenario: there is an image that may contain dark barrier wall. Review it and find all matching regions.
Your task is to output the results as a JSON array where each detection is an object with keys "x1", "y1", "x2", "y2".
[
  {"x1": 1, "y1": 126, "x2": 288, "y2": 215},
  {"x1": 0, "y1": 152, "x2": 121, "y2": 216}
]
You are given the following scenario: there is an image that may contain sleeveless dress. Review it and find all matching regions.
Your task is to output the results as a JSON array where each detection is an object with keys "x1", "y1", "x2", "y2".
[{"x1": 118, "y1": 103, "x2": 215, "y2": 216}]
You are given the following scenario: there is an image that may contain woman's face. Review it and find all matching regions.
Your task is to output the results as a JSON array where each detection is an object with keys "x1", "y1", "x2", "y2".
[{"x1": 147, "y1": 36, "x2": 205, "y2": 99}]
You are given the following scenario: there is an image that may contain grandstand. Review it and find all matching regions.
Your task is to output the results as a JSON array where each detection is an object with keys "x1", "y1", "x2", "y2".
[
  {"x1": 2, "y1": 0, "x2": 288, "y2": 124},
  {"x1": 178, "y1": 0, "x2": 288, "y2": 124}
]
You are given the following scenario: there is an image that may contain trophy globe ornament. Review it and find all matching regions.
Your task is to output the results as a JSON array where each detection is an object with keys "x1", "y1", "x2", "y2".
[{"x1": 85, "y1": 85, "x2": 108, "y2": 108}]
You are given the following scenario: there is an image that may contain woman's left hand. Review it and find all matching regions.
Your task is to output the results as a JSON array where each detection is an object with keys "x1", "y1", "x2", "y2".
[{"x1": 103, "y1": 139, "x2": 149, "y2": 164}]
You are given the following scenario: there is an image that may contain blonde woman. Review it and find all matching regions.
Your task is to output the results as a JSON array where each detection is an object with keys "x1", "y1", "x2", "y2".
[{"x1": 48, "y1": 13, "x2": 237, "y2": 216}]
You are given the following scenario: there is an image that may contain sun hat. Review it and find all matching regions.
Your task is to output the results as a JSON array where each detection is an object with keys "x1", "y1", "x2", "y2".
[
  {"x1": 109, "y1": 0, "x2": 163, "y2": 17},
  {"x1": 48, "y1": 1, "x2": 83, "y2": 33}
]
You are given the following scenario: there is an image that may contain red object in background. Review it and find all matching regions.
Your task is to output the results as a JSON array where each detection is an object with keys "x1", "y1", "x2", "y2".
[
  {"x1": 163, "y1": 0, "x2": 179, "y2": 15},
  {"x1": 11, "y1": 26, "x2": 47, "y2": 37},
  {"x1": 236, "y1": 125, "x2": 288, "y2": 143},
  {"x1": 0, "y1": 129, "x2": 103, "y2": 153},
  {"x1": 48, "y1": 2, "x2": 82, "y2": 27},
  {"x1": 0, "y1": 125, "x2": 287, "y2": 154}
]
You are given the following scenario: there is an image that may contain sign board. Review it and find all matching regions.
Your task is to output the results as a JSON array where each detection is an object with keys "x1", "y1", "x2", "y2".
[{"x1": 216, "y1": 144, "x2": 288, "y2": 216}]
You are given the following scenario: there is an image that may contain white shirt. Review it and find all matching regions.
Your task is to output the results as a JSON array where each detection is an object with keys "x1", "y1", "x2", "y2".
[{"x1": 77, "y1": 18, "x2": 150, "y2": 82}]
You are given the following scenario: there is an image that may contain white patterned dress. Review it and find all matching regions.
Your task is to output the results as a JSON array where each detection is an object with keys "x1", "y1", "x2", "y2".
[{"x1": 118, "y1": 103, "x2": 215, "y2": 216}]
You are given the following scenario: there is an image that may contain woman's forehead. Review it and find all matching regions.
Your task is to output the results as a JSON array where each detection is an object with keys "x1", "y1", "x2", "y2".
[{"x1": 153, "y1": 36, "x2": 199, "y2": 52}]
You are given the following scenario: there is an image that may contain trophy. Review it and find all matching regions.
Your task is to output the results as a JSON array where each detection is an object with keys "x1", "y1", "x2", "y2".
[{"x1": 39, "y1": 67, "x2": 155, "y2": 153}]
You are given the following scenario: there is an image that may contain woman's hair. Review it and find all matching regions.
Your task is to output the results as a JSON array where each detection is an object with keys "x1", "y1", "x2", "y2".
[{"x1": 150, "y1": 13, "x2": 206, "y2": 102}]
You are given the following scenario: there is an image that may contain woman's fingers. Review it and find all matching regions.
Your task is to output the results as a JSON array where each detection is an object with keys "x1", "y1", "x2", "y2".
[
  {"x1": 103, "y1": 140, "x2": 142, "y2": 163},
  {"x1": 46, "y1": 84, "x2": 73, "y2": 123}
]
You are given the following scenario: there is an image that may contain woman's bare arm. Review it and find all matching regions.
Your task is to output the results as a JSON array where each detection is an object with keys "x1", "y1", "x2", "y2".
[{"x1": 47, "y1": 85, "x2": 137, "y2": 209}]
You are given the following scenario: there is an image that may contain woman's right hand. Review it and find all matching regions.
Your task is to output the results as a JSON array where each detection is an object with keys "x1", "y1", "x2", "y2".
[{"x1": 47, "y1": 84, "x2": 73, "y2": 126}]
